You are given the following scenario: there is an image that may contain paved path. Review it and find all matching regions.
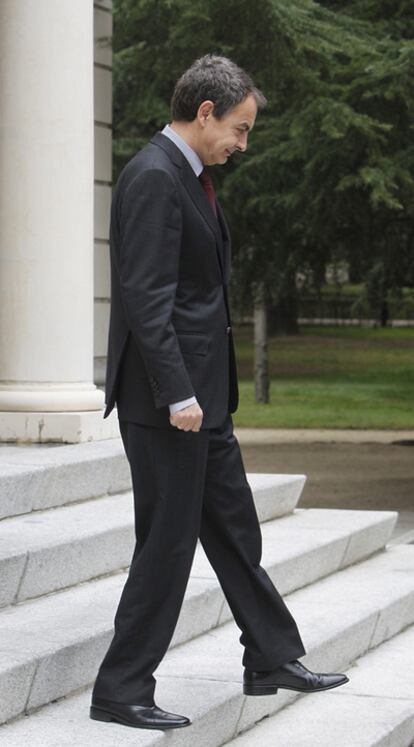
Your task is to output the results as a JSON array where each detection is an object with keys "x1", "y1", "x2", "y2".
[
  {"x1": 235, "y1": 427, "x2": 414, "y2": 445},
  {"x1": 238, "y1": 434, "x2": 414, "y2": 544}
]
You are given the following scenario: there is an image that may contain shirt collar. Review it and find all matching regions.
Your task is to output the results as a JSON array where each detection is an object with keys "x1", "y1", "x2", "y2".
[{"x1": 161, "y1": 124, "x2": 204, "y2": 177}]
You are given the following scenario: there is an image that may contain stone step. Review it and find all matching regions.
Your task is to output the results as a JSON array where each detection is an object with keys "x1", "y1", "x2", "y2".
[
  {"x1": 0, "y1": 439, "x2": 130, "y2": 519},
  {"x1": 0, "y1": 472, "x2": 306, "y2": 606},
  {"x1": 0, "y1": 544, "x2": 413, "y2": 745},
  {"x1": 0, "y1": 439, "x2": 306, "y2": 521},
  {"x1": 225, "y1": 623, "x2": 414, "y2": 747},
  {"x1": 0, "y1": 507, "x2": 397, "y2": 724},
  {"x1": 0, "y1": 436, "x2": 305, "y2": 519}
]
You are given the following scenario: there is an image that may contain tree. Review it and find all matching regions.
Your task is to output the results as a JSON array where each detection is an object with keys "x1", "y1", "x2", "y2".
[
  {"x1": 111, "y1": 0, "x2": 414, "y2": 402},
  {"x1": 219, "y1": 0, "x2": 414, "y2": 329}
]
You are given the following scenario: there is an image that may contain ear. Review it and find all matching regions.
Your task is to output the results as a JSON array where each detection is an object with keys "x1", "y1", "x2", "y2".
[{"x1": 197, "y1": 100, "x2": 215, "y2": 127}]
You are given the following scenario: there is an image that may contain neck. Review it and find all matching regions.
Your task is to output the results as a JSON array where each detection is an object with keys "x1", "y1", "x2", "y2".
[{"x1": 170, "y1": 121, "x2": 204, "y2": 163}]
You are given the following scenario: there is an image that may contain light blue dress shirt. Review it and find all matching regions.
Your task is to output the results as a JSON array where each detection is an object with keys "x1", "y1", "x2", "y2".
[{"x1": 161, "y1": 124, "x2": 202, "y2": 415}]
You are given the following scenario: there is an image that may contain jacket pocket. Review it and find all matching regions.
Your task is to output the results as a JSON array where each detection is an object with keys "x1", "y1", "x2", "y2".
[{"x1": 176, "y1": 331, "x2": 208, "y2": 356}]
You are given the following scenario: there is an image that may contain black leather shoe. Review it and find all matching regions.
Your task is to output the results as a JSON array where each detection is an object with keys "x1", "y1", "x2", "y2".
[
  {"x1": 90, "y1": 697, "x2": 191, "y2": 730},
  {"x1": 243, "y1": 659, "x2": 349, "y2": 696}
]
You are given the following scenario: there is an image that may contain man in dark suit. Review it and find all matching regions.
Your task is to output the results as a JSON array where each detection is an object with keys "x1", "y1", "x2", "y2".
[{"x1": 90, "y1": 54, "x2": 348, "y2": 731}]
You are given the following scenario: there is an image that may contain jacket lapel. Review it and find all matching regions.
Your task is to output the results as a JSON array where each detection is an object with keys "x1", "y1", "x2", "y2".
[
  {"x1": 216, "y1": 200, "x2": 231, "y2": 284},
  {"x1": 179, "y1": 158, "x2": 225, "y2": 276},
  {"x1": 150, "y1": 132, "x2": 225, "y2": 279}
]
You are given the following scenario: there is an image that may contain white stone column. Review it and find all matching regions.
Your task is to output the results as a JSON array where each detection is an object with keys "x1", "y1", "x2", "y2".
[{"x1": 0, "y1": 0, "x2": 117, "y2": 442}]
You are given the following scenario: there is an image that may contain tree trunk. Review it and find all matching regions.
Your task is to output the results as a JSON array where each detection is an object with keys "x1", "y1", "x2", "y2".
[{"x1": 254, "y1": 284, "x2": 270, "y2": 404}]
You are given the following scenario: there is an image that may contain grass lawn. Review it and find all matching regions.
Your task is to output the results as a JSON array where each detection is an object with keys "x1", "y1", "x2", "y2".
[{"x1": 232, "y1": 325, "x2": 414, "y2": 429}]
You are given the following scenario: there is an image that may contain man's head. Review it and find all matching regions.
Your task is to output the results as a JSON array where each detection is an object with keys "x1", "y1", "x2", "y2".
[{"x1": 170, "y1": 54, "x2": 267, "y2": 166}]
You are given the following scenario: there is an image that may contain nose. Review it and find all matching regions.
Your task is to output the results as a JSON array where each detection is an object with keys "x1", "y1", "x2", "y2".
[{"x1": 237, "y1": 132, "x2": 248, "y2": 152}]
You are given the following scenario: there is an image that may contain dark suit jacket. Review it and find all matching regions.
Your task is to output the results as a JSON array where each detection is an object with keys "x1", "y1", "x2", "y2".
[{"x1": 103, "y1": 131, "x2": 239, "y2": 429}]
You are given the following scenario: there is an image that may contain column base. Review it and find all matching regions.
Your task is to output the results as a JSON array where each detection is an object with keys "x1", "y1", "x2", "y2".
[{"x1": 0, "y1": 409, "x2": 120, "y2": 443}]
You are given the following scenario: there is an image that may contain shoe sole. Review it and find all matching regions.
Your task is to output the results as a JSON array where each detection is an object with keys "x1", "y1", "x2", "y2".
[
  {"x1": 243, "y1": 675, "x2": 349, "y2": 696},
  {"x1": 90, "y1": 706, "x2": 191, "y2": 729}
]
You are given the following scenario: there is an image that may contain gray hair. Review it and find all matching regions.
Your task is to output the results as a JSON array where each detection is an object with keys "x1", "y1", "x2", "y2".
[{"x1": 171, "y1": 54, "x2": 267, "y2": 121}]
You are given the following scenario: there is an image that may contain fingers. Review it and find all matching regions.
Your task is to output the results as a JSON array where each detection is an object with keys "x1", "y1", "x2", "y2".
[
  {"x1": 169, "y1": 403, "x2": 203, "y2": 432},
  {"x1": 170, "y1": 415, "x2": 202, "y2": 431}
]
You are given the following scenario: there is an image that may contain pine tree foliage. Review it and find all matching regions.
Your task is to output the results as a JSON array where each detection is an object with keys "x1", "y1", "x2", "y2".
[{"x1": 111, "y1": 0, "x2": 414, "y2": 325}]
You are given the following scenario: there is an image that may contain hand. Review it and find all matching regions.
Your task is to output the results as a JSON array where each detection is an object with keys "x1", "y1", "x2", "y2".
[{"x1": 169, "y1": 402, "x2": 203, "y2": 432}]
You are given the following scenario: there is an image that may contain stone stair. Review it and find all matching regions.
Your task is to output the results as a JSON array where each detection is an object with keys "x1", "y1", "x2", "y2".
[
  {"x1": 0, "y1": 439, "x2": 412, "y2": 745},
  {"x1": 225, "y1": 623, "x2": 414, "y2": 747}
]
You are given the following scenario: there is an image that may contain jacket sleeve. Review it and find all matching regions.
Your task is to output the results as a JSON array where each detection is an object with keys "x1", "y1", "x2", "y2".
[{"x1": 116, "y1": 167, "x2": 195, "y2": 408}]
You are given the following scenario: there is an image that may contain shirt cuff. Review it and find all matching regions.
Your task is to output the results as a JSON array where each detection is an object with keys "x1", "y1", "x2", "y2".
[{"x1": 169, "y1": 396, "x2": 197, "y2": 414}]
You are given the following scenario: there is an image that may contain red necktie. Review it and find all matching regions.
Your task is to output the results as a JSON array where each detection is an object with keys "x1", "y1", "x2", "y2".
[{"x1": 199, "y1": 168, "x2": 218, "y2": 217}]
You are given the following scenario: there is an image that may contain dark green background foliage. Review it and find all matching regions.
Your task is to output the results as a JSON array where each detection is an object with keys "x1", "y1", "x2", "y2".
[{"x1": 111, "y1": 0, "x2": 414, "y2": 326}]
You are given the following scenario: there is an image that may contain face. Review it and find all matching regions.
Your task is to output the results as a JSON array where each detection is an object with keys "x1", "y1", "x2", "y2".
[{"x1": 196, "y1": 94, "x2": 258, "y2": 166}]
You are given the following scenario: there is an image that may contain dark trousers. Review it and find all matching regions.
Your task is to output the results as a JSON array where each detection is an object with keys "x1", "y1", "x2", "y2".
[{"x1": 92, "y1": 413, "x2": 306, "y2": 706}]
